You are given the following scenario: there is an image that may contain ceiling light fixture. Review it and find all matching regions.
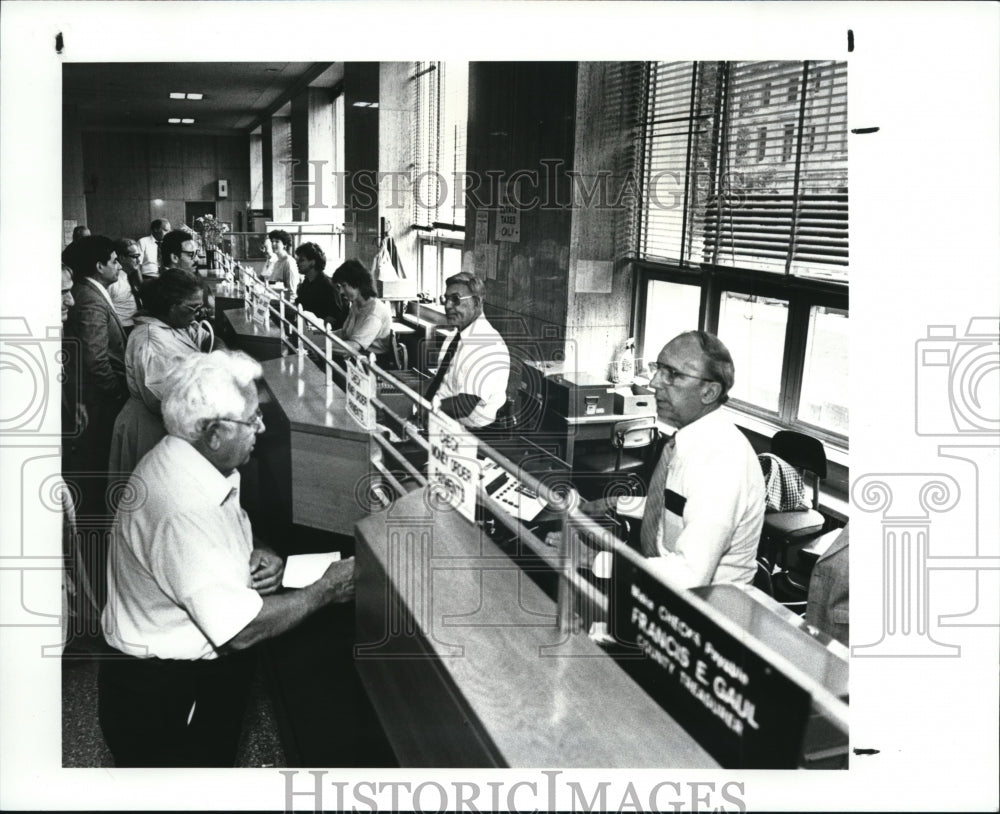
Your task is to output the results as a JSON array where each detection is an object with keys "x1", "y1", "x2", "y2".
[
  {"x1": 168, "y1": 118, "x2": 181, "y2": 124},
  {"x1": 181, "y1": 118, "x2": 195, "y2": 124},
  {"x1": 186, "y1": 93, "x2": 203, "y2": 100},
  {"x1": 169, "y1": 92, "x2": 185, "y2": 100}
]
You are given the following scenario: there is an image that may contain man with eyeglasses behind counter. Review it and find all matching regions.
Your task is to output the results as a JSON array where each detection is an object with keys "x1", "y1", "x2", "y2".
[
  {"x1": 108, "y1": 238, "x2": 145, "y2": 332},
  {"x1": 426, "y1": 271, "x2": 510, "y2": 432},
  {"x1": 552, "y1": 331, "x2": 765, "y2": 590},
  {"x1": 634, "y1": 330, "x2": 765, "y2": 588}
]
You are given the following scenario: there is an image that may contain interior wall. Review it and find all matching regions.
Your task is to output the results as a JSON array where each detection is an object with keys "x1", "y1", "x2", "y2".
[
  {"x1": 464, "y1": 62, "x2": 577, "y2": 357},
  {"x1": 343, "y1": 63, "x2": 380, "y2": 266},
  {"x1": 62, "y1": 104, "x2": 87, "y2": 239},
  {"x1": 80, "y1": 131, "x2": 249, "y2": 240},
  {"x1": 566, "y1": 61, "x2": 643, "y2": 379}
]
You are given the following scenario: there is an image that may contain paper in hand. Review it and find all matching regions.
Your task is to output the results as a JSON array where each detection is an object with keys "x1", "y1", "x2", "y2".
[{"x1": 281, "y1": 551, "x2": 341, "y2": 588}]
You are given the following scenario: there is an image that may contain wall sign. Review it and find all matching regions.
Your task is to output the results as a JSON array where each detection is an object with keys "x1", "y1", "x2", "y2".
[
  {"x1": 427, "y1": 411, "x2": 480, "y2": 523},
  {"x1": 345, "y1": 358, "x2": 376, "y2": 431},
  {"x1": 612, "y1": 553, "x2": 813, "y2": 768},
  {"x1": 494, "y1": 201, "x2": 521, "y2": 243}
]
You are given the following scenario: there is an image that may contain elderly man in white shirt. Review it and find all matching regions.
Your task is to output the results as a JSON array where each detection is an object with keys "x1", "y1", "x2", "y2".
[
  {"x1": 425, "y1": 271, "x2": 510, "y2": 431},
  {"x1": 638, "y1": 330, "x2": 765, "y2": 588},
  {"x1": 99, "y1": 350, "x2": 355, "y2": 767}
]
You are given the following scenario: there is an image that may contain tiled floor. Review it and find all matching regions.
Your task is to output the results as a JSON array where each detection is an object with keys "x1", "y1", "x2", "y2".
[{"x1": 62, "y1": 642, "x2": 286, "y2": 768}]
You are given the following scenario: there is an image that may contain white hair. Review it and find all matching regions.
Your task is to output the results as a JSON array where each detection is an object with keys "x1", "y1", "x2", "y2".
[{"x1": 162, "y1": 350, "x2": 263, "y2": 442}]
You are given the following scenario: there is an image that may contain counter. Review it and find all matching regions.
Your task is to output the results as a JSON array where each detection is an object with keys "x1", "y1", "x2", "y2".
[{"x1": 353, "y1": 488, "x2": 718, "y2": 768}]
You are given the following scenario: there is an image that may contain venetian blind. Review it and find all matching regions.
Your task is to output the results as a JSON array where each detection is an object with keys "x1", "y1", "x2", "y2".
[
  {"x1": 639, "y1": 61, "x2": 848, "y2": 282},
  {"x1": 412, "y1": 61, "x2": 468, "y2": 229}
]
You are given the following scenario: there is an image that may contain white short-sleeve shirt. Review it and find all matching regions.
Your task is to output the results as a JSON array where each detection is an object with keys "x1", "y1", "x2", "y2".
[{"x1": 102, "y1": 435, "x2": 264, "y2": 659}]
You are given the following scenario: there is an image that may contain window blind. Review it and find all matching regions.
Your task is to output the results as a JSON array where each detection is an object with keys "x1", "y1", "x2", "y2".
[
  {"x1": 412, "y1": 61, "x2": 468, "y2": 229},
  {"x1": 639, "y1": 61, "x2": 848, "y2": 282}
]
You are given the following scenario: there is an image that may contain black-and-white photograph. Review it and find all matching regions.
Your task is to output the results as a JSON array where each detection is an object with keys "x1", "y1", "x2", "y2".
[{"x1": 1, "y1": 2, "x2": 997, "y2": 812}]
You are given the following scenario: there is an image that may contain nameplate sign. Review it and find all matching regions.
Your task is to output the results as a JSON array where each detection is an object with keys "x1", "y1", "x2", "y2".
[
  {"x1": 345, "y1": 358, "x2": 376, "y2": 431},
  {"x1": 427, "y1": 412, "x2": 480, "y2": 523},
  {"x1": 611, "y1": 553, "x2": 812, "y2": 768}
]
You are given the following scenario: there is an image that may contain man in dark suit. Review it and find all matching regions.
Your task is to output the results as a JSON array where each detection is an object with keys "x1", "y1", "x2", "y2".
[{"x1": 62, "y1": 235, "x2": 128, "y2": 514}]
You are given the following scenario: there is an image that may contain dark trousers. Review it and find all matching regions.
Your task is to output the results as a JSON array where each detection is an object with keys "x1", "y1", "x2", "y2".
[{"x1": 98, "y1": 649, "x2": 255, "y2": 767}]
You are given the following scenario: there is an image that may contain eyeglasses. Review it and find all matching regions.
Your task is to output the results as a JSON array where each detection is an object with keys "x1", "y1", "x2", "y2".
[
  {"x1": 439, "y1": 293, "x2": 475, "y2": 307},
  {"x1": 210, "y1": 408, "x2": 264, "y2": 430},
  {"x1": 179, "y1": 250, "x2": 198, "y2": 258},
  {"x1": 178, "y1": 302, "x2": 207, "y2": 317},
  {"x1": 646, "y1": 361, "x2": 716, "y2": 385},
  {"x1": 126, "y1": 253, "x2": 142, "y2": 260}
]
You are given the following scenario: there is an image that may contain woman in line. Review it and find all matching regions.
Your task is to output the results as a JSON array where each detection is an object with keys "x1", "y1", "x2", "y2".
[
  {"x1": 329, "y1": 260, "x2": 393, "y2": 359},
  {"x1": 261, "y1": 229, "x2": 299, "y2": 292},
  {"x1": 108, "y1": 269, "x2": 212, "y2": 476}
]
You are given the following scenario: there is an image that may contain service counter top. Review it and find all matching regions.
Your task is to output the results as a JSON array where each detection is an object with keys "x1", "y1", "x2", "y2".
[
  {"x1": 256, "y1": 355, "x2": 373, "y2": 535},
  {"x1": 221, "y1": 308, "x2": 284, "y2": 361},
  {"x1": 258, "y1": 354, "x2": 364, "y2": 440},
  {"x1": 353, "y1": 488, "x2": 718, "y2": 768}
]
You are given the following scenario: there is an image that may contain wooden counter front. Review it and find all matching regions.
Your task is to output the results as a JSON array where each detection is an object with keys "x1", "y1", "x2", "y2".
[
  {"x1": 353, "y1": 488, "x2": 718, "y2": 768},
  {"x1": 259, "y1": 355, "x2": 374, "y2": 534},
  {"x1": 222, "y1": 307, "x2": 283, "y2": 361}
]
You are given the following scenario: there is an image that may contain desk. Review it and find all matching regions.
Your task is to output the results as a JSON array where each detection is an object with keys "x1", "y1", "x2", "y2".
[
  {"x1": 354, "y1": 488, "x2": 718, "y2": 768},
  {"x1": 258, "y1": 355, "x2": 374, "y2": 535},
  {"x1": 222, "y1": 308, "x2": 283, "y2": 361},
  {"x1": 543, "y1": 409, "x2": 657, "y2": 469}
]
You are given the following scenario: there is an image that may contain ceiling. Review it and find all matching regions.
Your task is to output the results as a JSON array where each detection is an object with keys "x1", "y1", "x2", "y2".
[{"x1": 63, "y1": 62, "x2": 343, "y2": 135}]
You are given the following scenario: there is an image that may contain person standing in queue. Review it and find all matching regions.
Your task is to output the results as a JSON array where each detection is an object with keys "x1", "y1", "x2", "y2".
[
  {"x1": 137, "y1": 218, "x2": 171, "y2": 279},
  {"x1": 99, "y1": 350, "x2": 356, "y2": 767},
  {"x1": 107, "y1": 269, "x2": 211, "y2": 477}
]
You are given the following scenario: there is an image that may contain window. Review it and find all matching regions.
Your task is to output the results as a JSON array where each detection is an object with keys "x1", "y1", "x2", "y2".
[
  {"x1": 799, "y1": 305, "x2": 849, "y2": 434},
  {"x1": 639, "y1": 279, "x2": 702, "y2": 369},
  {"x1": 636, "y1": 60, "x2": 848, "y2": 280},
  {"x1": 412, "y1": 61, "x2": 469, "y2": 229},
  {"x1": 756, "y1": 126, "x2": 767, "y2": 161},
  {"x1": 417, "y1": 236, "x2": 463, "y2": 299},
  {"x1": 718, "y1": 291, "x2": 788, "y2": 412},
  {"x1": 781, "y1": 122, "x2": 795, "y2": 162},
  {"x1": 633, "y1": 61, "x2": 848, "y2": 444}
]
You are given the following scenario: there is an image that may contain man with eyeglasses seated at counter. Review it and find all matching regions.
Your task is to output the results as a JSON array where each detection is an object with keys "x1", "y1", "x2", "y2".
[
  {"x1": 425, "y1": 271, "x2": 510, "y2": 435},
  {"x1": 550, "y1": 331, "x2": 765, "y2": 590},
  {"x1": 99, "y1": 351, "x2": 356, "y2": 767}
]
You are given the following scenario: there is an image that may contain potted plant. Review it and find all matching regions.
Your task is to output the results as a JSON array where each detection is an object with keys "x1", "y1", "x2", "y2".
[{"x1": 193, "y1": 214, "x2": 229, "y2": 270}]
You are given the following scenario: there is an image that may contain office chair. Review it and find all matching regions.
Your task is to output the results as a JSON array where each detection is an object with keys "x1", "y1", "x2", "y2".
[
  {"x1": 574, "y1": 416, "x2": 659, "y2": 500},
  {"x1": 758, "y1": 430, "x2": 828, "y2": 614}
]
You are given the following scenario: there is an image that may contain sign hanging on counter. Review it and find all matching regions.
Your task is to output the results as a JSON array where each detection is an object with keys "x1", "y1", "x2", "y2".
[
  {"x1": 427, "y1": 411, "x2": 480, "y2": 523},
  {"x1": 345, "y1": 358, "x2": 376, "y2": 431},
  {"x1": 611, "y1": 553, "x2": 813, "y2": 768}
]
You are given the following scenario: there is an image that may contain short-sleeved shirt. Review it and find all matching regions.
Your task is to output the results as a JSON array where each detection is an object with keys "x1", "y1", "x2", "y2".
[
  {"x1": 434, "y1": 313, "x2": 510, "y2": 428},
  {"x1": 336, "y1": 297, "x2": 393, "y2": 355},
  {"x1": 102, "y1": 435, "x2": 263, "y2": 659}
]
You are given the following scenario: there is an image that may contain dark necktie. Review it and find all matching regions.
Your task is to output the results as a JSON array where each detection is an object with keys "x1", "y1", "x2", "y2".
[
  {"x1": 155, "y1": 241, "x2": 162, "y2": 265},
  {"x1": 640, "y1": 433, "x2": 677, "y2": 557},
  {"x1": 424, "y1": 330, "x2": 461, "y2": 401}
]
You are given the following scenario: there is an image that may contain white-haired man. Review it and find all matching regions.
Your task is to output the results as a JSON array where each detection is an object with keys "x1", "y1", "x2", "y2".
[{"x1": 99, "y1": 350, "x2": 355, "y2": 767}]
